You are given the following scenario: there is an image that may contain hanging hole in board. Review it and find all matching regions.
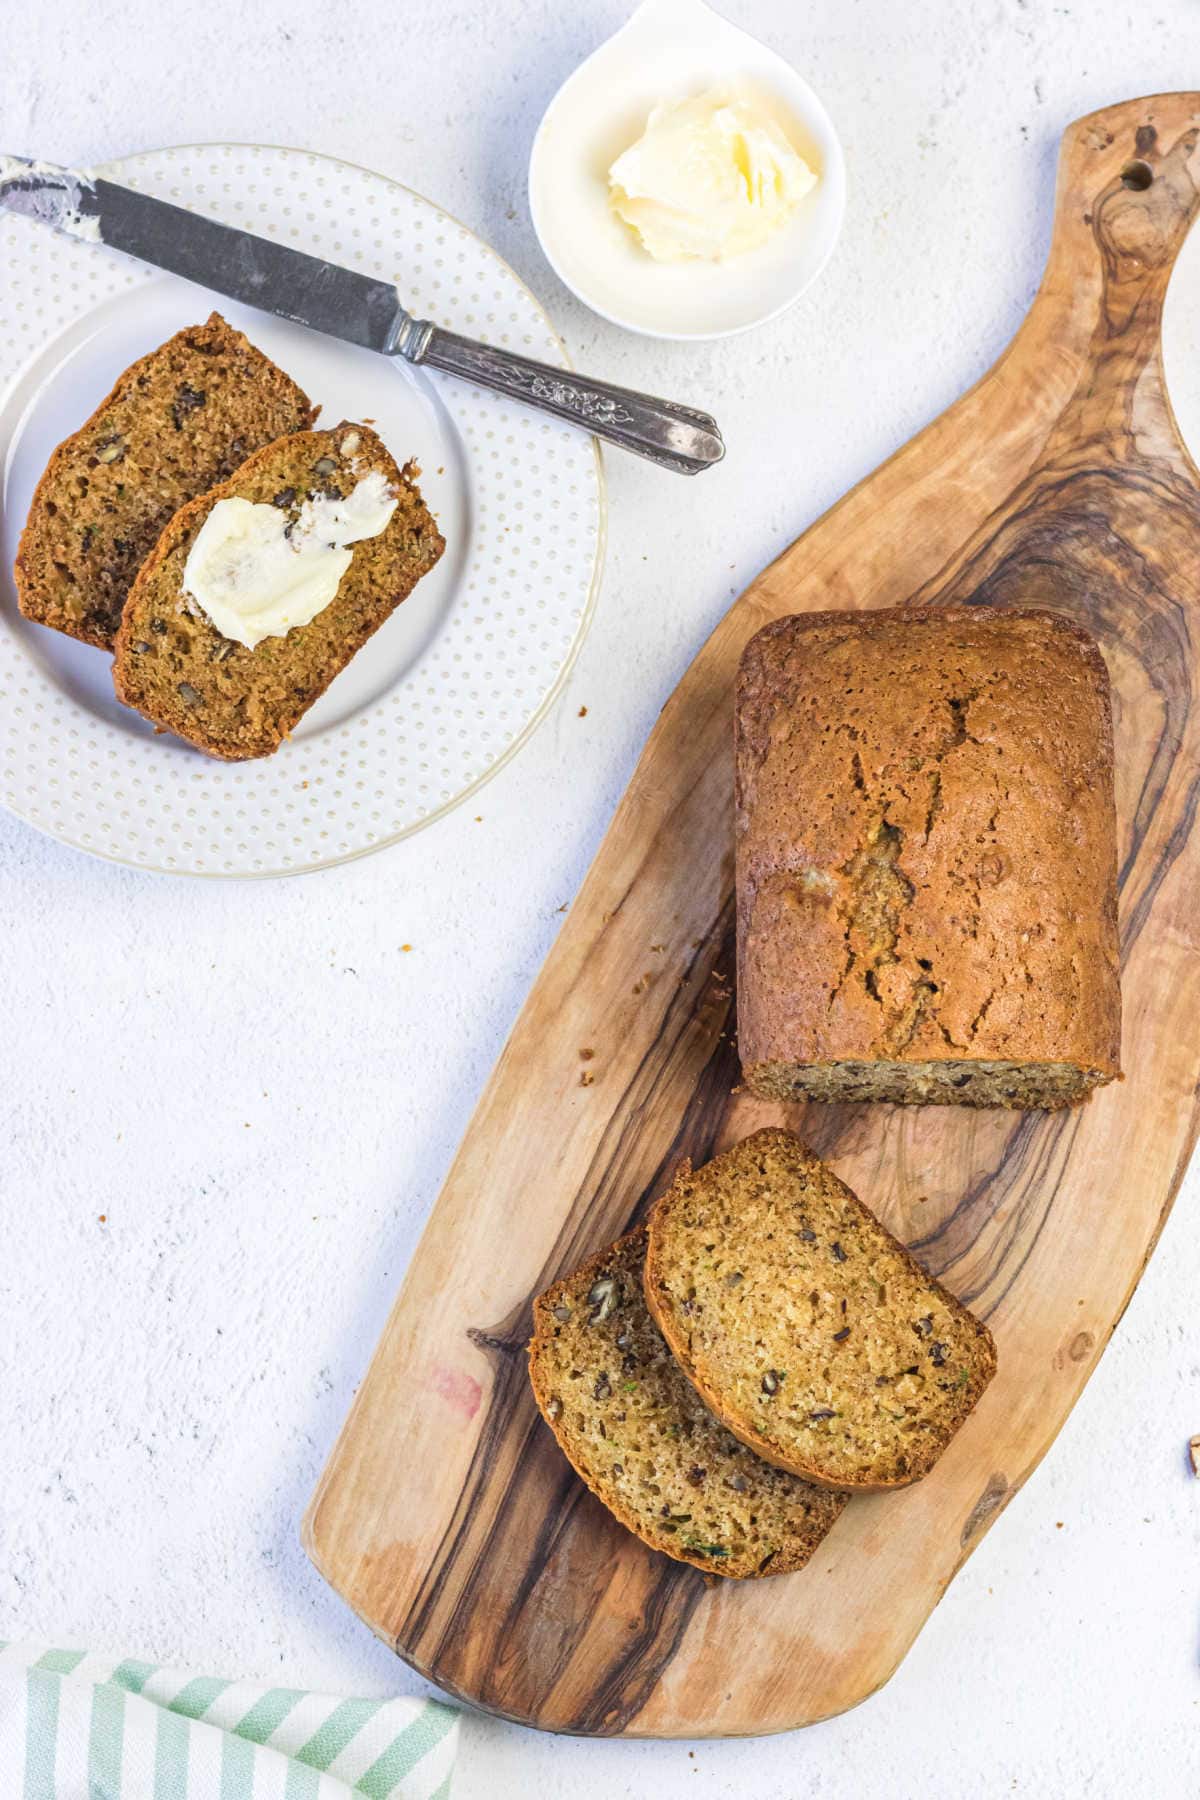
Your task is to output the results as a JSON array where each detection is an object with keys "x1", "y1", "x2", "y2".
[{"x1": 1120, "y1": 160, "x2": 1154, "y2": 192}]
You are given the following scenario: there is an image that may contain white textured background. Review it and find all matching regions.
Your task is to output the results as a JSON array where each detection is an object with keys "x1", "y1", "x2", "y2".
[{"x1": 4, "y1": 2, "x2": 1200, "y2": 1794}]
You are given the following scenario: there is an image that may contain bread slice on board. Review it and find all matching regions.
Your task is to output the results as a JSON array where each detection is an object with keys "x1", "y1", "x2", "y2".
[
  {"x1": 528, "y1": 1226, "x2": 848, "y2": 1579},
  {"x1": 112, "y1": 423, "x2": 444, "y2": 760},
  {"x1": 16, "y1": 313, "x2": 316, "y2": 649},
  {"x1": 644, "y1": 1130, "x2": 997, "y2": 1490}
]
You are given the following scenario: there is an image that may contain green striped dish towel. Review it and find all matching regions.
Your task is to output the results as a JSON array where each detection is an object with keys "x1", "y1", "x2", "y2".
[{"x1": 0, "y1": 1644, "x2": 457, "y2": 1799}]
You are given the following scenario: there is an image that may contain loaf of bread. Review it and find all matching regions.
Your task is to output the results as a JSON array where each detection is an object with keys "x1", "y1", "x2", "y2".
[
  {"x1": 736, "y1": 606, "x2": 1121, "y2": 1108},
  {"x1": 16, "y1": 314, "x2": 316, "y2": 649},
  {"x1": 528, "y1": 1227, "x2": 848, "y2": 1578},
  {"x1": 644, "y1": 1130, "x2": 997, "y2": 1490},
  {"x1": 112, "y1": 423, "x2": 443, "y2": 759}
]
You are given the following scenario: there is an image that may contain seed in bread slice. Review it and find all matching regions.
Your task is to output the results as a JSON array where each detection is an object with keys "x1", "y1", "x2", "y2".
[
  {"x1": 16, "y1": 313, "x2": 316, "y2": 649},
  {"x1": 644, "y1": 1129, "x2": 997, "y2": 1491},
  {"x1": 528, "y1": 1226, "x2": 848, "y2": 1579},
  {"x1": 112, "y1": 423, "x2": 444, "y2": 760}
]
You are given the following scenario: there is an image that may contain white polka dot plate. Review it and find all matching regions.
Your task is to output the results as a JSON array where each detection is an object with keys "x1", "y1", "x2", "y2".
[{"x1": 0, "y1": 144, "x2": 605, "y2": 875}]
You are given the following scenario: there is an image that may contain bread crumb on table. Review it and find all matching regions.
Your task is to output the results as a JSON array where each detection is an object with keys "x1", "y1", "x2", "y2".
[{"x1": 1189, "y1": 1435, "x2": 1200, "y2": 1475}]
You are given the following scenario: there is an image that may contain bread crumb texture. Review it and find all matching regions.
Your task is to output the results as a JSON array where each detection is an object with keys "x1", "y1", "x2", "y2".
[
  {"x1": 112, "y1": 423, "x2": 443, "y2": 759},
  {"x1": 528, "y1": 1226, "x2": 847, "y2": 1578},
  {"x1": 16, "y1": 314, "x2": 316, "y2": 649},
  {"x1": 735, "y1": 607, "x2": 1121, "y2": 1108},
  {"x1": 646, "y1": 1130, "x2": 997, "y2": 1489}
]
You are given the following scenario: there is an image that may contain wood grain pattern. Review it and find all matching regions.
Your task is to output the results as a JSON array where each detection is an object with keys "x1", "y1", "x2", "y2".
[{"x1": 304, "y1": 95, "x2": 1200, "y2": 1736}]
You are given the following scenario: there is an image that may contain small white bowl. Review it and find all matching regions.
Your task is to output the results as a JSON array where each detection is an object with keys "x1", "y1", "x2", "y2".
[{"x1": 528, "y1": 0, "x2": 846, "y2": 342}]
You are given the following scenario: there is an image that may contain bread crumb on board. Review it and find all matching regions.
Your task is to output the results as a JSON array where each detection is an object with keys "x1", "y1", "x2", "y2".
[{"x1": 1189, "y1": 1435, "x2": 1200, "y2": 1476}]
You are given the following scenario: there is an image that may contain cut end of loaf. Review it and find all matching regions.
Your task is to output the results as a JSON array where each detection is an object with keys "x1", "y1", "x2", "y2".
[{"x1": 744, "y1": 1057, "x2": 1116, "y2": 1109}]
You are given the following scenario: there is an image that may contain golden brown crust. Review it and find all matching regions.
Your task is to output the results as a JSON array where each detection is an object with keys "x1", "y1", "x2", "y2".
[
  {"x1": 644, "y1": 1130, "x2": 997, "y2": 1491},
  {"x1": 16, "y1": 313, "x2": 316, "y2": 649},
  {"x1": 735, "y1": 606, "x2": 1122, "y2": 1108},
  {"x1": 528, "y1": 1227, "x2": 847, "y2": 1578},
  {"x1": 111, "y1": 422, "x2": 443, "y2": 759}
]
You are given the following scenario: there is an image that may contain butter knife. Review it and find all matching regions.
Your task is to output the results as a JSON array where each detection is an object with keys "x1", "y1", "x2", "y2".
[{"x1": 0, "y1": 156, "x2": 724, "y2": 476}]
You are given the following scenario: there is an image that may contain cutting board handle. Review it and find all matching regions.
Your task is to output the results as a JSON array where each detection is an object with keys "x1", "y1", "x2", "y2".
[
  {"x1": 1017, "y1": 94, "x2": 1200, "y2": 460},
  {"x1": 1042, "y1": 94, "x2": 1200, "y2": 326}
]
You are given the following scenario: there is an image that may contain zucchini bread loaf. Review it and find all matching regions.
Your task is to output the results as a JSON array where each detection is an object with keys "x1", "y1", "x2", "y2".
[
  {"x1": 112, "y1": 423, "x2": 443, "y2": 759},
  {"x1": 529, "y1": 1228, "x2": 848, "y2": 1578},
  {"x1": 16, "y1": 314, "x2": 316, "y2": 649},
  {"x1": 644, "y1": 1130, "x2": 996, "y2": 1490},
  {"x1": 735, "y1": 606, "x2": 1121, "y2": 1108}
]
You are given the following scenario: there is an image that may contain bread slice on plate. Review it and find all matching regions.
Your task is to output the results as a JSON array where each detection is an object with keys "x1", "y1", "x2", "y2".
[
  {"x1": 16, "y1": 313, "x2": 316, "y2": 649},
  {"x1": 528, "y1": 1226, "x2": 848, "y2": 1579},
  {"x1": 112, "y1": 423, "x2": 444, "y2": 760},
  {"x1": 644, "y1": 1129, "x2": 997, "y2": 1491}
]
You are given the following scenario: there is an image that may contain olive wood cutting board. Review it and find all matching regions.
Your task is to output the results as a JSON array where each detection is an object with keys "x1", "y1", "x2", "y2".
[{"x1": 305, "y1": 95, "x2": 1200, "y2": 1735}]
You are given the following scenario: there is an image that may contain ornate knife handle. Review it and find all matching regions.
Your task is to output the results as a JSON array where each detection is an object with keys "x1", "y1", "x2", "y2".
[{"x1": 404, "y1": 325, "x2": 725, "y2": 475}]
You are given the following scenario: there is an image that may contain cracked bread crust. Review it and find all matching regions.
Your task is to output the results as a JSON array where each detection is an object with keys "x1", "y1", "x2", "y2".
[{"x1": 735, "y1": 607, "x2": 1121, "y2": 1109}]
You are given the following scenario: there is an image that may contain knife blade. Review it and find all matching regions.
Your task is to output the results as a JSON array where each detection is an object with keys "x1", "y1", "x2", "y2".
[
  {"x1": 0, "y1": 156, "x2": 724, "y2": 473},
  {"x1": 0, "y1": 155, "x2": 419, "y2": 354}
]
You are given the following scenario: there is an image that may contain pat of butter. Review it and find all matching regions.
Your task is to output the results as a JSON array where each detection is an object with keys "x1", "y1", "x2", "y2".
[
  {"x1": 608, "y1": 91, "x2": 816, "y2": 263},
  {"x1": 182, "y1": 471, "x2": 397, "y2": 650}
]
